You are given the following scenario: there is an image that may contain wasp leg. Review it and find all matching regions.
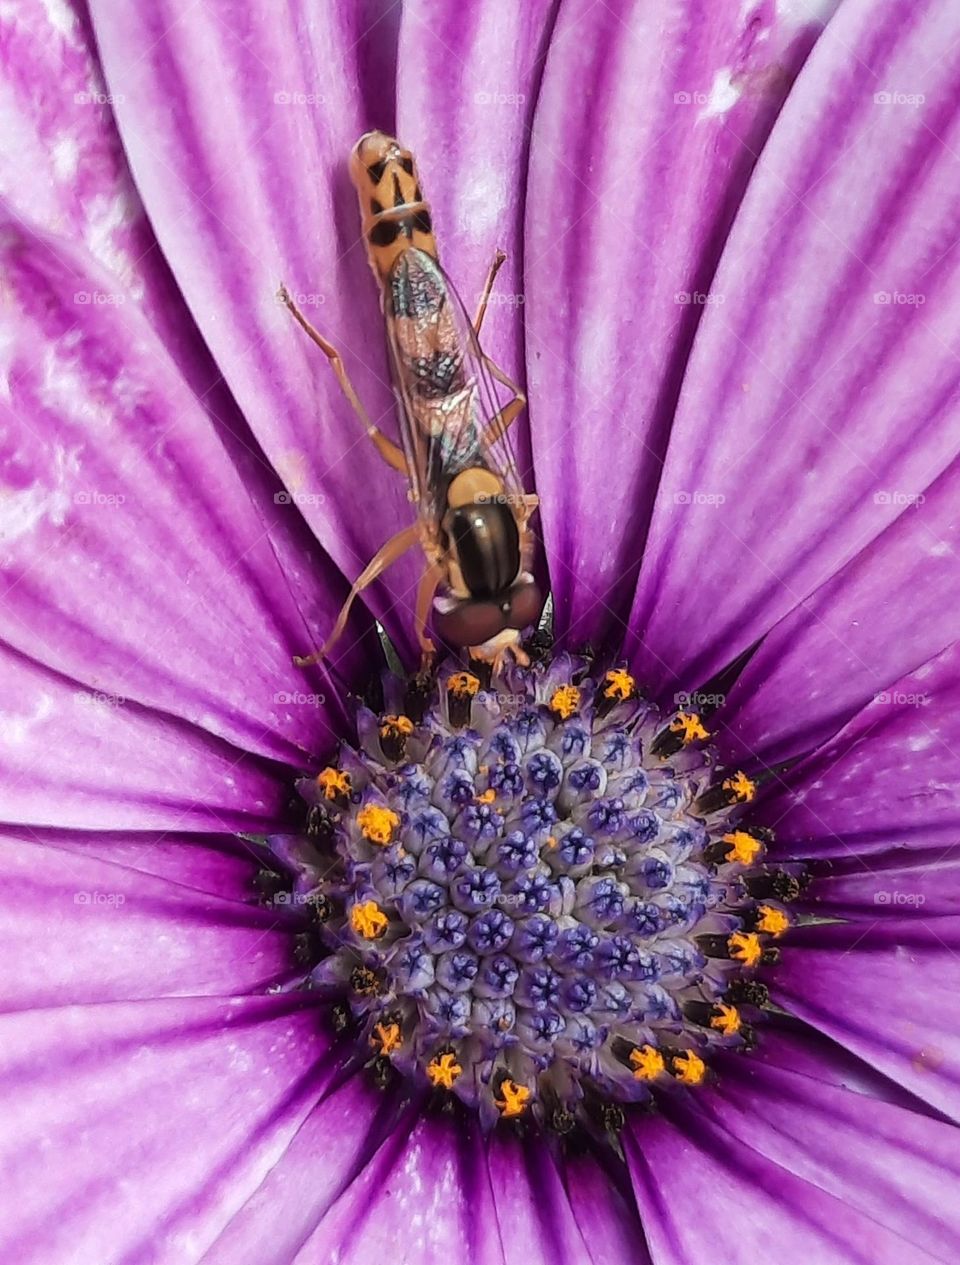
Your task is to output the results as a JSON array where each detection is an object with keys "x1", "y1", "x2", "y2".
[
  {"x1": 481, "y1": 354, "x2": 527, "y2": 447},
  {"x1": 294, "y1": 524, "x2": 420, "y2": 666},
  {"x1": 473, "y1": 248, "x2": 508, "y2": 338},
  {"x1": 278, "y1": 284, "x2": 408, "y2": 475},
  {"x1": 414, "y1": 560, "x2": 443, "y2": 671}
]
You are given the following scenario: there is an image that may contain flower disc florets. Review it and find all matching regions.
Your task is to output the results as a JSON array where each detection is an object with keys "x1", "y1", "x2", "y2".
[{"x1": 271, "y1": 653, "x2": 794, "y2": 1133}]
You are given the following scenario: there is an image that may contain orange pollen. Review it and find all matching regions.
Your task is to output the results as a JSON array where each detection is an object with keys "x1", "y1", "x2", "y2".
[
  {"x1": 371, "y1": 1021, "x2": 402, "y2": 1055},
  {"x1": 550, "y1": 684, "x2": 581, "y2": 720},
  {"x1": 426, "y1": 1051, "x2": 462, "y2": 1089},
  {"x1": 669, "y1": 711, "x2": 710, "y2": 744},
  {"x1": 357, "y1": 804, "x2": 399, "y2": 845},
  {"x1": 447, "y1": 671, "x2": 480, "y2": 697},
  {"x1": 722, "y1": 830, "x2": 764, "y2": 866},
  {"x1": 757, "y1": 904, "x2": 791, "y2": 936},
  {"x1": 710, "y1": 1003, "x2": 742, "y2": 1037},
  {"x1": 379, "y1": 714, "x2": 414, "y2": 738},
  {"x1": 673, "y1": 1050, "x2": 707, "y2": 1085},
  {"x1": 723, "y1": 770, "x2": 757, "y2": 802},
  {"x1": 475, "y1": 788, "x2": 497, "y2": 805},
  {"x1": 603, "y1": 668, "x2": 636, "y2": 701},
  {"x1": 629, "y1": 1044, "x2": 665, "y2": 1081},
  {"x1": 316, "y1": 767, "x2": 351, "y2": 800},
  {"x1": 495, "y1": 1079, "x2": 531, "y2": 1118},
  {"x1": 350, "y1": 900, "x2": 388, "y2": 940},
  {"x1": 728, "y1": 930, "x2": 763, "y2": 967}
]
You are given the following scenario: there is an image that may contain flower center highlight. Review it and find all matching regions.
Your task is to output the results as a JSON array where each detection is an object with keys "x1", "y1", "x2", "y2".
[{"x1": 270, "y1": 653, "x2": 797, "y2": 1135}]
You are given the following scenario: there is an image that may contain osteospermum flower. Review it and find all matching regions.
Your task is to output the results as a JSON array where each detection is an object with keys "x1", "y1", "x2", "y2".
[{"x1": 3, "y1": 0, "x2": 960, "y2": 1262}]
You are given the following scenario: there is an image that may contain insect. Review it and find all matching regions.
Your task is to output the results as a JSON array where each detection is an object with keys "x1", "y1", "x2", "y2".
[{"x1": 279, "y1": 131, "x2": 540, "y2": 671}]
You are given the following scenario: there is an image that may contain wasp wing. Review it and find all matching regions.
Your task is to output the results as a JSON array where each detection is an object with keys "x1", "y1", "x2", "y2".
[{"x1": 382, "y1": 248, "x2": 526, "y2": 540}]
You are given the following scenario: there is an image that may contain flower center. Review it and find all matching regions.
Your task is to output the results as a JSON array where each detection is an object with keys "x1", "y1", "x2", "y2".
[{"x1": 269, "y1": 652, "x2": 797, "y2": 1134}]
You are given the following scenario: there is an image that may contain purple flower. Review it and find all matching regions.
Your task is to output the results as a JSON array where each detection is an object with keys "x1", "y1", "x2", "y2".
[{"x1": 1, "y1": 1, "x2": 960, "y2": 1263}]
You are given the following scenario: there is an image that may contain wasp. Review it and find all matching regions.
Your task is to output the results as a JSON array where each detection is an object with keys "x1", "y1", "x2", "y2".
[{"x1": 280, "y1": 131, "x2": 541, "y2": 671}]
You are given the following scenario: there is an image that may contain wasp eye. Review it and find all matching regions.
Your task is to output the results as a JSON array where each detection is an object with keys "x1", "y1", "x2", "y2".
[
  {"x1": 433, "y1": 598, "x2": 505, "y2": 647},
  {"x1": 505, "y1": 577, "x2": 542, "y2": 630}
]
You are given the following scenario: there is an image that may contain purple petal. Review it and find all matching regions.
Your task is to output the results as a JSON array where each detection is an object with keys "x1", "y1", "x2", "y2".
[
  {"x1": 625, "y1": 1093, "x2": 945, "y2": 1264},
  {"x1": 750, "y1": 1012, "x2": 947, "y2": 1116},
  {"x1": 761, "y1": 641, "x2": 960, "y2": 857},
  {"x1": 12, "y1": 826, "x2": 271, "y2": 899},
  {"x1": 562, "y1": 1149, "x2": 649, "y2": 1265},
  {"x1": 0, "y1": 641, "x2": 286, "y2": 832},
  {"x1": 0, "y1": 994, "x2": 333, "y2": 1264},
  {"x1": 394, "y1": 0, "x2": 559, "y2": 492},
  {"x1": 0, "y1": 0, "x2": 358, "y2": 698},
  {"x1": 288, "y1": 1108, "x2": 504, "y2": 1265},
  {"x1": 87, "y1": 1, "x2": 427, "y2": 656},
  {"x1": 486, "y1": 1132, "x2": 594, "y2": 1264},
  {"x1": 708, "y1": 1053, "x2": 960, "y2": 1262},
  {"x1": 771, "y1": 917, "x2": 960, "y2": 1123},
  {"x1": 0, "y1": 831, "x2": 298, "y2": 1006},
  {"x1": 201, "y1": 1074, "x2": 396, "y2": 1265},
  {"x1": 627, "y1": 0, "x2": 960, "y2": 687},
  {"x1": 798, "y1": 850, "x2": 960, "y2": 920},
  {"x1": 719, "y1": 456, "x2": 960, "y2": 765},
  {"x1": 0, "y1": 213, "x2": 367, "y2": 767},
  {"x1": 525, "y1": 0, "x2": 833, "y2": 643}
]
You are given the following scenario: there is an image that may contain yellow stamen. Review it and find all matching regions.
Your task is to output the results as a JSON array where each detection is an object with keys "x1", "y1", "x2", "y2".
[
  {"x1": 673, "y1": 1050, "x2": 707, "y2": 1086},
  {"x1": 722, "y1": 830, "x2": 764, "y2": 866},
  {"x1": 603, "y1": 668, "x2": 636, "y2": 701},
  {"x1": 629, "y1": 1044, "x2": 665, "y2": 1081},
  {"x1": 379, "y1": 714, "x2": 414, "y2": 738},
  {"x1": 448, "y1": 671, "x2": 480, "y2": 697},
  {"x1": 475, "y1": 788, "x2": 497, "y2": 805},
  {"x1": 545, "y1": 835, "x2": 558, "y2": 850},
  {"x1": 426, "y1": 1051, "x2": 462, "y2": 1089},
  {"x1": 757, "y1": 904, "x2": 790, "y2": 937},
  {"x1": 728, "y1": 930, "x2": 763, "y2": 967},
  {"x1": 316, "y1": 767, "x2": 351, "y2": 801},
  {"x1": 357, "y1": 804, "x2": 399, "y2": 846},
  {"x1": 710, "y1": 1003, "x2": 742, "y2": 1037},
  {"x1": 350, "y1": 900, "x2": 388, "y2": 940},
  {"x1": 495, "y1": 1079, "x2": 531, "y2": 1118},
  {"x1": 722, "y1": 770, "x2": 757, "y2": 802},
  {"x1": 370, "y1": 1021, "x2": 402, "y2": 1055},
  {"x1": 669, "y1": 711, "x2": 710, "y2": 744},
  {"x1": 550, "y1": 684, "x2": 581, "y2": 720}
]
